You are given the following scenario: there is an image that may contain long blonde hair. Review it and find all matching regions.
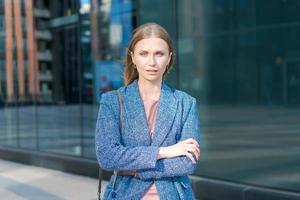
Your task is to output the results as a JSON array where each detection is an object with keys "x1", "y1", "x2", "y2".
[{"x1": 123, "y1": 22, "x2": 175, "y2": 86}]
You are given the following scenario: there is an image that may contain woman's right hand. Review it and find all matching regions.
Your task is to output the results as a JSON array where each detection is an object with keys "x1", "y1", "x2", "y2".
[{"x1": 157, "y1": 138, "x2": 200, "y2": 163}]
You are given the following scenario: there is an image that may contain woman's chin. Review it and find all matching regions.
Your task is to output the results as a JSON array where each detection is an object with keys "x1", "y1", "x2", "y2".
[{"x1": 147, "y1": 76, "x2": 162, "y2": 82}]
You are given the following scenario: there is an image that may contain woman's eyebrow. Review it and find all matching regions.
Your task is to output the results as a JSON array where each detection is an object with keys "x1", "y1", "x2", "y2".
[{"x1": 137, "y1": 49, "x2": 165, "y2": 52}]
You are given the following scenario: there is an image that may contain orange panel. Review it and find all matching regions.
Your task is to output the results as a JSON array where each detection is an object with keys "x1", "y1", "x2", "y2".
[
  {"x1": 91, "y1": 0, "x2": 101, "y2": 60},
  {"x1": 13, "y1": 0, "x2": 25, "y2": 101},
  {"x1": 4, "y1": 0, "x2": 14, "y2": 102},
  {"x1": 25, "y1": 0, "x2": 39, "y2": 99}
]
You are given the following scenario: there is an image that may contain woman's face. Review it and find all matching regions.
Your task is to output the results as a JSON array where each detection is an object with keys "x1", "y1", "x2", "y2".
[{"x1": 131, "y1": 37, "x2": 171, "y2": 84}]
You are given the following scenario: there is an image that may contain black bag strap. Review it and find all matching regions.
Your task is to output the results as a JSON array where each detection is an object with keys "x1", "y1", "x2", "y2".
[
  {"x1": 98, "y1": 90, "x2": 123, "y2": 200},
  {"x1": 98, "y1": 168, "x2": 102, "y2": 200}
]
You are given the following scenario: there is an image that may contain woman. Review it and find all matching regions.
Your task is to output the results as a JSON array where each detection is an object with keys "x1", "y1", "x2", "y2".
[{"x1": 95, "y1": 22, "x2": 201, "y2": 200}]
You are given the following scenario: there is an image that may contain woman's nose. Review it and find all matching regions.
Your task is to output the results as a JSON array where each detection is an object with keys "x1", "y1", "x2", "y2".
[{"x1": 148, "y1": 54, "x2": 156, "y2": 66}]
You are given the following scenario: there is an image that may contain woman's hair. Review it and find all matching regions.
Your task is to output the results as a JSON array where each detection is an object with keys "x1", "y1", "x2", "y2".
[{"x1": 123, "y1": 22, "x2": 175, "y2": 86}]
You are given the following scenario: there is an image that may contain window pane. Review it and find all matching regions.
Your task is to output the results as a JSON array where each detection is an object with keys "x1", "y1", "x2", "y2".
[{"x1": 178, "y1": 0, "x2": 300, "y2": 192}]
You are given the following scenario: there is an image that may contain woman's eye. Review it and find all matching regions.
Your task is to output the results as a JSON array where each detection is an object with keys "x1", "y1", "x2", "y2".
[
  {"x1": 139, "y1": 52, "x2": 148, "y2": 56},
  {"x1": 156, "y1": 52, "x2": 164, "y2": 57}
]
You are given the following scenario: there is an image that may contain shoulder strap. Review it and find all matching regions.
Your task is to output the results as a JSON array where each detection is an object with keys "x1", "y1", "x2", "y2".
[
  {"x1": 98, "y1": 90, "x2": 123, "y2": 200},
  {"x1": 97, "y1": 168, "x2": 102, "y2": 200}
]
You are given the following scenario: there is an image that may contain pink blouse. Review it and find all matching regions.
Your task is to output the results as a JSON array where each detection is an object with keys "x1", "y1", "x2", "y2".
[{"x1": 140, "y1": 98, "x2": 160, "y2": 200}]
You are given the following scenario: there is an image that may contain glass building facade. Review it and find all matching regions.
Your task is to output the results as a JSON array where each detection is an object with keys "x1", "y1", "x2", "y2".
[{"x1": 0, "y1": 0, "x2": 300, "y2": 197}]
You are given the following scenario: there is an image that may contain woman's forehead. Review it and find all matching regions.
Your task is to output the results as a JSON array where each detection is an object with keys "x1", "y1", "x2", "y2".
[{"x1": 134, "y1": 37, "x2": 169, "y2": 51}]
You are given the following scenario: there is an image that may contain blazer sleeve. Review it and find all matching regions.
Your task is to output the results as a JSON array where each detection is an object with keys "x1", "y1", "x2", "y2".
[
  {"x1": 137, "y1": 98, "x2": 201, "y2": 180},
  {"x1": 95, "y1": 93, "x2": 159, "y2": 171}
]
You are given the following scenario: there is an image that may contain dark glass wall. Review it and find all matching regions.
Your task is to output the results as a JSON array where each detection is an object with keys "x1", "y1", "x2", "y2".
[
  {"x1": 195, "y1": 1, "x2": 300, "y2": 192},
  {"x1": 137, "y1": 0, "x2": 178, "y2": 87}
]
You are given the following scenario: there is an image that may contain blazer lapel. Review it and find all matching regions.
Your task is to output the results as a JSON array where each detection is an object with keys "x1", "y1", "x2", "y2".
[
  {"x1": 151, "y1": 82, "x2": 178, "y2": 146},
  {"x1": 122, "y1": 80, "x2": 178, "y2": 147},
  {"x1": 123, "y1": 80, "x2": 152, "y2": 145}
]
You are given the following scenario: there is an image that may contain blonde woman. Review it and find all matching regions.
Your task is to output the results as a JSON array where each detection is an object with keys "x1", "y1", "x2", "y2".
[{"x1": 95, "y1": 22, "x2": 201, "y2": 200}]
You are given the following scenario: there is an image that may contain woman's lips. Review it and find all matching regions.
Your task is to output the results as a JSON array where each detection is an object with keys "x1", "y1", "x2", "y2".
[{"x1": 146, "y1": 70, "x2": 158, "y2": 72}]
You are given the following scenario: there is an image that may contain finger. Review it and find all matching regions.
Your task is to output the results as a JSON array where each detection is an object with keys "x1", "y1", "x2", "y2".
[
  {"x1": 195, "y1": 148, "x2": 200, "y2": 160},
  {"x1": 190, "y1": 147, "x2": 199, "y2": 160},
  {"x1": 193, "y1": 146, "x2": 200, "y2": 160},
  {"x1": 198, "y1": 149, "x2": 201, "y2": 160},
  {"x1": 194, "y1": 146, "x2": 200, "y2": 159},
  {"x1": 187, "y1": 147, "x2": 199, "y2": 161},
  {"x1": 185, "y1": 151, "x2": 196, "y2": 163},
  {"x1": 181, "y1": 143, "x2": 200, "y2": 159}
]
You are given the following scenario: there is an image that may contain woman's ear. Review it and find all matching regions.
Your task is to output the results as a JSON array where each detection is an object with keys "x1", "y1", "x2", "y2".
[{"x1": 129, "y1": 50, "x2": 133, "y2": 56}]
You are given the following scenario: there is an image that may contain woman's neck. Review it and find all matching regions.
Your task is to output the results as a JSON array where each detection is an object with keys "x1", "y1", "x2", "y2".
[{"x1": 137, "y1": 79, "x2": 162, "y2": 101}]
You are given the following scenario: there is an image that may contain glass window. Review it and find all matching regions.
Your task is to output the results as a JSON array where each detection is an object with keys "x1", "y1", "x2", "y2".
[
  {"x1": 138, "y1": 0, "x2": 300, "y2": 192},
  {"x1": 0, "y1": 0, "x2": 136, "y2": 157}
]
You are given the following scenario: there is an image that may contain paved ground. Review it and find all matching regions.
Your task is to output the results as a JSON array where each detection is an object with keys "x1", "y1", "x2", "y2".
[{"x1": 0, "y1": 159, "x2": 108, "y2": 200}]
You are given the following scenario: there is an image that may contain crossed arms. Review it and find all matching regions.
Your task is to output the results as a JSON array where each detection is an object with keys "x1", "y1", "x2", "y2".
[{"x1": 95, "y1": 94, "x2": 201, "y2": 180}]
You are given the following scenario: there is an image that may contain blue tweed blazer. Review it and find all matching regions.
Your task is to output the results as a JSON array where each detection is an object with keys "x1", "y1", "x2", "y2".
[{"x1": 95, "y1": 80, "x2": 201, "y2": 200}]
